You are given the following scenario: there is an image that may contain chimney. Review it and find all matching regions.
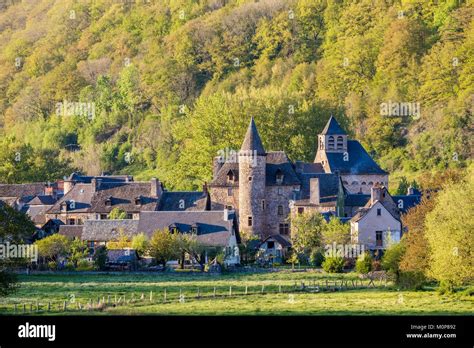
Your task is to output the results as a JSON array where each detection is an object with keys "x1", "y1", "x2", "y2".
[
  {"x1": 371, "y1": 185, "x2": 383, "y2": 203},
  {"x1": 91, "y1": 178, "x2": 102, "y2": 192},
  {"x1": 150, "y1": 178, "x2": 163, "y2": 198},
  {"x1": 63, "y1": 180, "x2": 74, "y2": 195},
  {"x1": 309, "y1": 178, "x2": 320, "y2": 205},
  {"x1": 223, "y1": 208, "x2": 229, "y2": 221}
]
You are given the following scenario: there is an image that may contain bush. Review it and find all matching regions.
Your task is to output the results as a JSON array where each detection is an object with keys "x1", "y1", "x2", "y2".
[
  {"x1": 322, "y1": 256, "x2": 344, "y2": 273},
  {"x1": 372, "y1": 260, "x2": 382, "y2": 271},
  {"x1": 356, "y1": 253, "x2": 373, "y2": 274},
  {"x1": 398, "y1": 271, "x2": 426, "y2": 290},
  {"x1": 93, "y1": 246, "x2": 107, "y2": 271},
  {"x1": 310, "y1": 248, "x2": 325, "y2": 267},
  {"x1": 47, "y1": 261, "x2": 57, "y2": 270},
  {"x1": 76, "y1": 259, "x2": 94, "y2": 271},
  {"x1": 437, "y1": 280, "x2": 455, "y2": 295}
]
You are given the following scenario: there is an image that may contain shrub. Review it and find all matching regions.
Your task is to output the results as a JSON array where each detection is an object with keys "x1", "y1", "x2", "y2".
[
  {"x1": 356, "y1": 253, "x2": 373, "y2": 274},
  {"x1": 437, "y1": 280, "x2": 455, "y2": 295},
  {"x1": 76, "y1": 259, "x2": 94, "y2": 271},
  {"x1": 47, "y1": 261, "x2": 57, "y2": 270},
  {"x1": 310, "y1": 248, "x2": 325, "y2": 267},
  {"x1": 93, "y1": 246, "x2": 107, "y2": 271},
  {"x1": 322, "y1": 256, "x2": 344, "y2": 273},
  {"x1": 398, "y1": 271, "x2": 426, "y2": 290},
  {"x1": 382, "y1": 242, "x2": 405, "y2": 283}
]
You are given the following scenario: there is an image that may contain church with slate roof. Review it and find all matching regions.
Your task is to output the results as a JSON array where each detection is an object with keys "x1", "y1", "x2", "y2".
[{"x1": 209, "y1": 116, "x2": 420, "y2": 246}]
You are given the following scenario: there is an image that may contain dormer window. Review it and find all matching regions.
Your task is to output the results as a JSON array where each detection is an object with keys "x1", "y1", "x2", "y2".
[
  {"x1": 275, "y1": 169, "x2": 284, "y2": 184},
  {"x1": 61, "y1": 202, "x2": 68, "y2": 212},
  {"x1": 227, "y1": 170, "x2": 236, "y2": 183},
  {"x1": 169, "y1": 224, "x2": 178, "y2": 234},
  {"x1": 328, "y1": 136, "x2": 335, "y2": 150},
  {"x1": 191, "y1": 225, "x2": 198, "y2": 234},
  {"x1": 135, "y1": 196, "x2": 142, "y2": 206},
  {"x1": 105, "y1": 197, "x2": 112, "y2": 206}
]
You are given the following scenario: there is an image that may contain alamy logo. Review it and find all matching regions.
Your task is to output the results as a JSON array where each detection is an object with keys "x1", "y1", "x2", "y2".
[
  {"x1": 0, "y1": 242, "x2": 37, "y2": 262},
  {"x1": 18, "y1": 322, "x2": 56, "y2": 341},
  {"x1": 56, "y1": 99, "x2": 95, "y2": 120},
  {"x1": 217, "y1": 148, "x2": 258, "y2": 167},
  {"x1": 380, "y1": 100, "x2": 420, "y2": 119}
]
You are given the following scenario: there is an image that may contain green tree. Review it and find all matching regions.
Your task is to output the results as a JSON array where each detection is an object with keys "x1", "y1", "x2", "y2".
[
  {"x1": 68, "y1": 238, "x2": 88, "y2": 268},
  {"x1": 35, "y1": 234, "x2": 71, "y2": 263},
  {"x1": 356, "y1": 252, "x2": 373, "y2": 274},
  {"x1": 425, "y1": 166, "x2": 474, "y2": 289},
  {"x1": 148, "y1": 229, "x2": 181, "y2": 270},
  {"x1": 108, "y1": 208, "x2": 128, "y2": 220},
  {"x1": 92, "y1": 246, "x2": 107, "y2": 271},
  {"x1": 290, "y1": 211, "x2": 325, "y2": 260},
  {"x1": 321, "y1": 216, "x2": 350, "y2": 246},
  {"x1": 0, "y1": 202, "x2": 36, "y2": 296},
  {"x1": 131, "y1": 233, "x2": 149, "y2": 257},
  {"x1": 381, "y1": 242, "x2": 406, "y2": 284}
]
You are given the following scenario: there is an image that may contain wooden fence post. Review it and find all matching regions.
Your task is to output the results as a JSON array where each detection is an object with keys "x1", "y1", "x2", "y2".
[
  {"x1": 229, "y1": 286, "x2": 232, "y2": 296},
  {"x1": 261, "y1": 285, "x2": 264, "y2": 293},
  {"x1": 150, "y1": 291, "x2": 153, "y2": 302},
  {"x1": 164, "y1": 288, "x2": 167, "y2": 302},
  {"x1": 23, "y1": 304, "x2": 26, "y2": 314},
  {"x1": 213, "y1": 287, "x2": 216, "y2": 297},
  {"x1": 63, "y1": 301, "x2": 67, "y2": 311},
  {"x1": 48, "y1": 302, "x2": 51, "y2": 312},
  {"x1": 245, "y1": 285, "x2": 248, "y2": 295}
]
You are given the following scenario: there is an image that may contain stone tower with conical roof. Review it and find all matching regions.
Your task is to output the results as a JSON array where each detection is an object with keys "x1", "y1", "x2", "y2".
[{"x1": 238, "y1": 117, "x2": 266, "y2": 237}]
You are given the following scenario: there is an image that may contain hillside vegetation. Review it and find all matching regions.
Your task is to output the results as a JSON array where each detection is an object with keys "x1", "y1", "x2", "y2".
[{"x1": 0, "y1": 0, "x2": 472, "y2": 190}]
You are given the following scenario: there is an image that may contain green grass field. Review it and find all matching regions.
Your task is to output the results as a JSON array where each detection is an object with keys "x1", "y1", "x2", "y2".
[{"x1": 0, "y1": 271, "x2": 472, "y2": 315}]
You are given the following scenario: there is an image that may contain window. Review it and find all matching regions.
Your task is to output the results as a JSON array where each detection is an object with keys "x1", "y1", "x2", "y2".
[
  {"x1": 319, "y1": 137, "x2": 324, "y2": 150},
  {"x1": 100, "y1": 214, "x2": 107, "y2": 220},
  {"x1": 267, "y1": 241, "x2": 275, "y2": 249},
  {"x1": 227, "y1": 170, "x2": 235, "y2": 182},
  {"x1": 248, "y1": 176, "x2": 252, "y2": 182},
  {"x1": 67, "y1": 218, "x2": 75, "y2": 225},
  {"x1": 277, "y1": 205, "x2": 284, "y2": 216},
  {"x1": 328, "y1": 136, "x2": 335, "y2": 149},
  {"x1": 261, "y1": 200, "x2": 266, "y2": 210},
  {"x1": 248, "y1": 216, "x2": 253, "y2": 227},
  {"x1": 377, "y1": 208, "x2": 381, "y2": 216},
  {"x1": 361, "y1": 182, "x2": 366, "y2": 185},
  {"x1": 376, "y1": 231, "x2": 383, "y2": 247},
  {"x1": 368, "y1": 181, "x2": 373, "y2": 186},
  {"x1": 226, "y1": 205, "x2": 233, "y2": 210},
  {"x1": 105, "y1": 198, "x2": 112, "y2": 206},
  {"x1": 227, "y1": 187, "x2": 233, "y2": 196},
  {"x1": 126, "y1": 214, "x2": 133, "y2": 219},
  {"x1": 279, "y1": 223, "x2": 289, "y2": 235},
  {"x1": 278, "y1": 188, "x2": 283, "y2": 195},
  {"x1": 351, "y1": 181, "x2": 358, "y2": 185},
  {"x1": 276, "y1": 169, "x2": 284, "y2": 184},
  {"x1": 135, "y1": 197, "x2": 141, "y2": 205},
  {"x1": 191, "y1": 227, "x2": 198, "y2": 234},
  {"x1": 336, "y1": 136, "x2": 344, "y2": 150},
  {"x1": 297, "y1": 207, "x2": 304, "y2": 214}
]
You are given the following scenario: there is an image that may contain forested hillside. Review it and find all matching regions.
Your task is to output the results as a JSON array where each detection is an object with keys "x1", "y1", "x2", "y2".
[{"x1": 0, "y1": 0, "x2": 472, "y2": 190}]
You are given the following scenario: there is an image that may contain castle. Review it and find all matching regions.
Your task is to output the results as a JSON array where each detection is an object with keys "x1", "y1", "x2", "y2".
[{"x1": 209, "y1": 116, "x2": 394, "y2": 240}]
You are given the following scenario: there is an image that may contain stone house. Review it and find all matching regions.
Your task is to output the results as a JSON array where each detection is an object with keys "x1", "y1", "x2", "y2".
[{"x1": 350, "y1": 185, "x2": 403, "y2": 250}]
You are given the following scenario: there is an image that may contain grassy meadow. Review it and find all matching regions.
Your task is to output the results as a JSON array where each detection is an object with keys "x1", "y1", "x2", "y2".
[{"x1": 0, "y1": 271, "x2": 472, "y2": 315}]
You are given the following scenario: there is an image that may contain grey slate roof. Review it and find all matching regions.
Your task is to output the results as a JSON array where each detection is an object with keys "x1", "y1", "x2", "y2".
[
  {"x1": 392, "y1": 195, "x2": 422, "y2": 214},
  {"x1": 82, "y1": 219, "x2": 140, "y2": 241},
  {"x1": 47, "y1": 182, "x2": 159, "y2": 214},
  {"x1": 344, "y1": 194, "x2": 370, "y2": 207},
  {"x1": 210, "y1": 152, "x2": 300, "y2": 187},
  {"x1": 59, "y1": 225, "x2": 84, "y2": 239},
  {"x1": 26, "y1": 195, "x2": 57, "y2": 205},
  {"x1": 89, "y1": 182, "x2": 159, "y2": 213},
  {"x1": 294, "y1": 172, "x2": 339, "y2": 204},
  {"x1": 0, "y1": 183, "x2": 45, "y2": 202},
  {"x1": 107, "y1": 249, "x2": 139, "y2": 263},
  {"x1": 240, "y1": 117, "x2": 266, "y2": 155},
  {"x1": 325, "y1": 140, "x2": 388, "y2": 175},
  {"x1": 66, "y1": 172, "x2": 133, "y2": 183},
  {"x1": 321, "y1": 116, "x2": 347, "y2": 135},
  {"x1": 266, "y1": 152, "x2": 300, "y2": 186},
  {"x1": 137, "y1": 211, "x2": 238, "y2": 246},
  {"x1": 260, "y1": 234, "x2": 292, "y2": 248},
  {"x1": 158, "y1": 191, "x2": 210, "y2": 211}
]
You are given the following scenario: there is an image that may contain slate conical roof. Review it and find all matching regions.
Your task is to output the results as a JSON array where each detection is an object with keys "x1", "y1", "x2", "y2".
[
  {"x1": 321, "y1": 115, "x2": 346, "y2": 135},
  {"x1": 240, "y1": 117, "x2": 266, "y2": 155}
]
